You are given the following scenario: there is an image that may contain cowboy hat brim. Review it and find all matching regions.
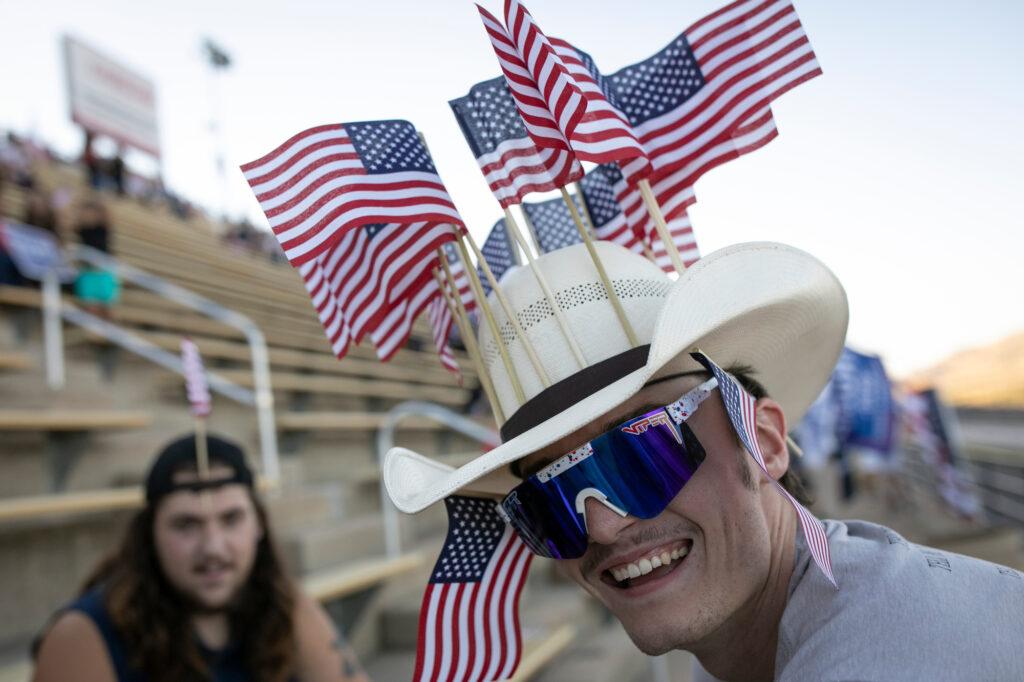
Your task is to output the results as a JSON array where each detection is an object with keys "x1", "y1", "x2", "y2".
[{"x1": 384, "y1": 241, "x2": 848, "y2": 513}]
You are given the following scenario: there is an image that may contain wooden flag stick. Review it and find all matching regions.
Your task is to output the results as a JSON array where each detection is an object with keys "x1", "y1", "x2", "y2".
[
  {"x1": 513, "y1": 206, "x2": 543, "y2": 257},
  {"x1": 194, "y1": 417, "x2": 210, "y2": 479},
  {"x1": 559, "y1": 187, "x2": 639, "y2": 347},
  {"x1": 194, "y1": 416, "x2": 213, "y2": 511},
  {"x1": 449, "y1": 237, "x2": 527, "y2": 405},
  {"x1": 434, "y1": 266, "x2": 505, "y2": 424},
  {"x1": 574, "y1": 180, "x2": 657, "y2": 264},
  {"x1": 502, "y1": 207, "x2": 588, "y2": 369},
  {"x1": 637, "y1": 178, "x2": 686, "y2": 275},
  {"x1": 571, "y1": 181, "x2": 596, "y2": 238},
  {"x1": 461, "y1": 232, "x2": 551, "y2": 387}
]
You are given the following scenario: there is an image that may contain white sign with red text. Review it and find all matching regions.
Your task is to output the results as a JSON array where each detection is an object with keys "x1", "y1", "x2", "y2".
[{"x1": 62, "y1": 35, "x2": 160, "y2": 157}]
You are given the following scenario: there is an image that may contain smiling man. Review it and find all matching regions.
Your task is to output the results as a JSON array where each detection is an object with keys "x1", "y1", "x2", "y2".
[
  {"x1": 33, "y1": 434, "x2": 370, "y2": 682},
  {"x1": 385, "y1": 242, "x2": 1024, "y2": 681}
]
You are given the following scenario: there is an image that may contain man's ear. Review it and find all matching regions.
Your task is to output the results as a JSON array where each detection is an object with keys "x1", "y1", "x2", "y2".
[{"x1": 754, "y1": 397, "x2": 789, "y2": 482}]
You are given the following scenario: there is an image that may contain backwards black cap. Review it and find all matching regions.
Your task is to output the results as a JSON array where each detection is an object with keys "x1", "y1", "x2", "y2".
[{"x1": 145, "y1": 433, "x2": 254, "y2": 504}]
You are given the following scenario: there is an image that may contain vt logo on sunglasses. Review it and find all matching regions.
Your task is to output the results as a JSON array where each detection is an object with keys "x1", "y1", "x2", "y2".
[
  {"x1": 621, "y1": 410, "x2": 683, "y2": 444},
  {"x1": 620, "y1": 411, "x2": 672, "y2": 435}
]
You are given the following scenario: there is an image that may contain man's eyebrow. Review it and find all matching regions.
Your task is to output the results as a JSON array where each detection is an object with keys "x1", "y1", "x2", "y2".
[
  {"x1": 169, "y1": 512, "x2": 204, "y2": 523},
  {"x1": 218, "y1": 504, "x2": 246, "y2": 518}
]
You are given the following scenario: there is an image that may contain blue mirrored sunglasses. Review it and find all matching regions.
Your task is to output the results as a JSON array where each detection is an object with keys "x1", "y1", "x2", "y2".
[{"x1": 498, "y1": 378, "x2": 719, "y2": 559}]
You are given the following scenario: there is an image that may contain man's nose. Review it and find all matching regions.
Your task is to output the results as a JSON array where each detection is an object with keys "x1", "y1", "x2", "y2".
[
  {"x1": 584, "y1": 496, "x2": 636, "y2": 545},
  {"x1": 200, "y1": 522, "x2": 230, "y2": 556}
]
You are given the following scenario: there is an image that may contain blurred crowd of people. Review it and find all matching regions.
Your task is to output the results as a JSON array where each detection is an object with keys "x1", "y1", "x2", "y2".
[
  {"x1": 222, "y1": 217, "x2": 286, "y2": 264},
  {"x1": 80, "y1": 130, "x2": 196, "y2": 220},
  {"x1": 0, "y1": 128, "x2": 288, "y2": 289}
]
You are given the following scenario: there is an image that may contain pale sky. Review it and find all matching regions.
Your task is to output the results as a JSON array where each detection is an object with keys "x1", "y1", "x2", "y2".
[{"x1": 2, "y1": 0, "x2": 1021, "y2": 378}]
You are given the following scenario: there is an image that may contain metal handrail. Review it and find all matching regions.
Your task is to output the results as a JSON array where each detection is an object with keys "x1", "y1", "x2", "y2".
[{"x1": 41, "y1": 245, "x2": 280, "y2": 484}]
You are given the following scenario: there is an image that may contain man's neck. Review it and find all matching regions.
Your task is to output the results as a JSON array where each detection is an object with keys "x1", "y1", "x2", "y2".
[
  {"x1": 192, "y1": 612, "x2": 231, "y2": 651},
  {"x1": 694, "y1": 501, "x2": 797, "y2": 682}
]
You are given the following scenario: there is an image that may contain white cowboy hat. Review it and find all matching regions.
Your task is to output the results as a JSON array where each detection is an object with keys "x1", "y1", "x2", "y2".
[{"x1": 384, "y1": 240, "x2": 848, "y2": 513}]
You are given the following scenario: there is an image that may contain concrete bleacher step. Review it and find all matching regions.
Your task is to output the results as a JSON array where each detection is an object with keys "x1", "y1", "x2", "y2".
[
  {"x1": 129, "y1": 329, "x2": 476, "y2": 386},
  {"x1": 533, "y1": 623, "x2": 652, "y2": 682},
  {"x1": 278, "y1": 411, "x2": 447, "y2": 432},
  {"x1": 281, "y1": 515, "x2": 387, "y2": 575},
  {"x1": 264, "y1": 483, "x2": 343, "y2": 530},
  {"x1": 0, "y1": 409, "x2": 152, "y2": 432},
  {"x1": 215, "y1": 368, "x2": 470, "y2": 406},
  {"x1": 0, "y1": 659, "x2": 29, "y2": 682},
  {"x1": 0, "y1": 352, "x2": 31, "y2": 371}
]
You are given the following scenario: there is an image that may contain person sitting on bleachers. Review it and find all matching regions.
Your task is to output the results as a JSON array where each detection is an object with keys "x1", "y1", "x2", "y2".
[
  {"x1": 72, "y1": 199, "x2": 120, "y2": 318},
  {"x1": 23, "y1": 189, "x2": 59, "y2": 239},
  {"x1": 32, "y1": 434, "x2": 371, "y2": 682},
  {"x1": 0, "y1": 132, "x2": 35, "y2": 189}
]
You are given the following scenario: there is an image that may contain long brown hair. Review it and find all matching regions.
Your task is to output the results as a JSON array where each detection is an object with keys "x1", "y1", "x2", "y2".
[{"x1": 79, "y1": 491, "x2": 297, "y2": 681}]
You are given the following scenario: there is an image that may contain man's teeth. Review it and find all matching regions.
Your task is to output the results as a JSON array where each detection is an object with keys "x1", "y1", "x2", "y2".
[{"x1": 610, "y1": 544, "x2": 690, "y2": 583}]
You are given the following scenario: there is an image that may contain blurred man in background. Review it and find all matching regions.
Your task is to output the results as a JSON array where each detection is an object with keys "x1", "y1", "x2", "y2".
[{"x1": 33, "y1": 434, "x2": 370, "y2": 682}]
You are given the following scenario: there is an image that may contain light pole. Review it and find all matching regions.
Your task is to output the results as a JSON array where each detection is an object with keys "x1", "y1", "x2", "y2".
[{"x1": 203, "y1": 38, "x2": 232, "y2": 225}]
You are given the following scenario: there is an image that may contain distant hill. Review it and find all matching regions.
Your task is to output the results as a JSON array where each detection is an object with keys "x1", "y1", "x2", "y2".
[{"x1": 905, "y1": 331, "x2": 1024, "y2": 407}]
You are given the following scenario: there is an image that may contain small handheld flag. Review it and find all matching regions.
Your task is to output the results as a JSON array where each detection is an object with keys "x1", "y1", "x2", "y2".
[
  {"x1": 450, "y1": 77, "x2": 583, "y2": 208},
  {"x1": 181, "y1": 338, "x2": 211, "y2": 418},
  {"x1": 181, "y1": 338, "x2": 212, "y2": 480},
  {"x1": 414, "y1": 495, "x2": 533, "y2": 682},
  {"x1": 692, "y1": 351, "x2": 837, "y2": 588}
]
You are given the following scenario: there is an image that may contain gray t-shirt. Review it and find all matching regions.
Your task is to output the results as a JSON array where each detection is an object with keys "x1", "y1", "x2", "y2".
[{"x1": 693, "y1": 519, "x2": 1024, "y2": 681}]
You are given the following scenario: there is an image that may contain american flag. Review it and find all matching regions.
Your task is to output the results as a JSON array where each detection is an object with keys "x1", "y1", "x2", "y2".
[
  {"x1": 617, "y1": 110, "x2": 778, "y2": 263},
  {"x1": 414, "y1": 495, "x2": 533, "y2": 682},
  {"x1": 428, "y1": 244, "x2": 477, "y2": 376},
  {"x1": 580, "y1": 164, "x2": 700, "y2": 271},
  {"x1": 371, "y1": 278, "x2": 438, "y2": 362},
  {"x1": 298, "y1": 221, "x2": 458, "y2": 357},
  {"x1": 504, "y1": 1, "x2": 650, "y2": 176},
  {"x1": 428, "y1": 292, "x2": 460, "y2": 378},
  {"x1": 476, "y1": 6, "x2": 579, "y2": 152},
  {"x1": 692, "y1": 352, "x2": 837, "y2": 587},
  {"x1": 241, "y1": 120, "x2": 464, "y2": 265},
  {"x1": 297, "y1": 258, "x2": 354, "y2": 358},
  {"x1": 501, "y1": 0, "x2": 588, "y2": 147},
  {"x1": 605, "y1": 0, "x2": 821, "y2": 182},
  {"x1": 180, "y1": 338, "x2": 211, "y2": 418},
  {"x1": 521, "y1": 194, "x2": 584, "y2": 254},
  {"x1": 450, "y1": 76, "x2": 582, "y2": 208},
  {"x1": 372, "y1": 244, "x2": 475, "y2": 368},
  {"x1": 478, "y1": 218, "x2": 518, "y2": 298}
]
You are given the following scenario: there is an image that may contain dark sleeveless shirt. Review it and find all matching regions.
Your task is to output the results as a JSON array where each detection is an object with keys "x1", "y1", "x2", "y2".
[{"x1": 65, "y1": 587, "x2": 249, "y2": 681}]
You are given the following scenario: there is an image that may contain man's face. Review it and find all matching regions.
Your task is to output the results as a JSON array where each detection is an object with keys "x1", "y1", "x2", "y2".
[
  {"x1": 152, "y1": 465, "x2": 262, "y2": 612},
  {"x1": 517, "y1": 375, "x2": 781, "y2": 656}
]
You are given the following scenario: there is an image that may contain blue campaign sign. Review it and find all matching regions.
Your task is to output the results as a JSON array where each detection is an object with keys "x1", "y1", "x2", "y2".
[
  {"x1": 833, "y1": 348, "x2": 896, "y2": 455},
  {"x1": 0, "y1": 220, "x2": 77, "y2": 283}
]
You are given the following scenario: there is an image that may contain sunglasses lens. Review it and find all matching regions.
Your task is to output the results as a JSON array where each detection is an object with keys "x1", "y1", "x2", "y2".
[
  {"x1": 595, "y1": 419, "x2": 705, "y2": 518},
  {"x1": 502, "y1": 485, "x2": 587, "y2": 559},
  {"x1": 505, "y1": 416, "x2": 706, "y2": 559}
]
